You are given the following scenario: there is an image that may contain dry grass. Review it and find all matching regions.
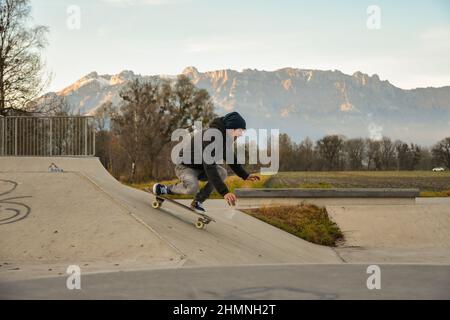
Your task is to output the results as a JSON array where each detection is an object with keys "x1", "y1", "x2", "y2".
[
  {"x1": 420, "y1": 189, "x2": 450, "y2": 197},
  {"x1": 299, "y1": 182, "x2": 333, "y2": 188},
  {"x1": 126, "y1": 173, "x2": 270, "y2": 199},
  {"x1": 266, "y1": 171, "x2": 450, "y2": 194},
  {"x1": 242, "y1": 203, "x2": 344, "y2": 246}
]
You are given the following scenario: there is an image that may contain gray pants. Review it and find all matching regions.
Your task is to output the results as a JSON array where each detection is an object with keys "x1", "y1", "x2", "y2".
[{"x1": 168, "y1": 164, "x2": 227, "y2": 202}]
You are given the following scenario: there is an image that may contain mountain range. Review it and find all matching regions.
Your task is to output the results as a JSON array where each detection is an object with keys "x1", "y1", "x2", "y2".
[{"x1": 38, "y1": 67, "x2": 450, "y2": 145}]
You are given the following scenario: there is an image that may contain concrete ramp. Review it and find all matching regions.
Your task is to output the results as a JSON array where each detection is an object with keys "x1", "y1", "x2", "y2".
[
  {"x1": 0, "y1": 157, "x2": 341, "y2": 280},
  {"x1": 327, "y1": 202, "x2": 450, "y2": 263},
  {"x1": 0, "y1": 171, "x2": 183, "y2": 280}
]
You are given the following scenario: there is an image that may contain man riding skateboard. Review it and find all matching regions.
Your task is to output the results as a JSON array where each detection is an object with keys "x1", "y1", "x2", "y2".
[{"x1": 153, "y1": 111, "x2": 260, "y2": 213}]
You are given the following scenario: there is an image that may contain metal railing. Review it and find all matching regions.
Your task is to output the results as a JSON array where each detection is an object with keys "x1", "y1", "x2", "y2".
[{"x1": 0, "y1": 116, "x2": 95, "y2": 157}]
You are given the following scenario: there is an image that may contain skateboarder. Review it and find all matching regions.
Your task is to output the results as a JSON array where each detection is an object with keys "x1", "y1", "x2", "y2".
[{"x1": 153, "y1": 111, "x2": 260, "y2": 213}]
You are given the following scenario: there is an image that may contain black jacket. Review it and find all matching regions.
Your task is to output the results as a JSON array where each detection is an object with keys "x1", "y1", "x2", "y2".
[{"x1": 180, "y1": 117, "x2": 249, "y2": 196}]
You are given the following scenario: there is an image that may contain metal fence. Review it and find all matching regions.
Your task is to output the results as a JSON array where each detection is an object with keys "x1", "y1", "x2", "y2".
[{"x1": 0, "y1": 116, "x2": 95, "y2": 156}]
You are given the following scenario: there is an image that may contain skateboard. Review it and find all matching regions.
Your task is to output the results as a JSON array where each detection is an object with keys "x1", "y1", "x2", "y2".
[{"x1": 144, "y1": 188, "x2": 215, "y2": 229}]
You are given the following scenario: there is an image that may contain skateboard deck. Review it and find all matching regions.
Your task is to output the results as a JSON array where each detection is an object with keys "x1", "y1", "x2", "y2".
[{"x1": 143, "y1": 187, "x2": 215, "y2": 229}]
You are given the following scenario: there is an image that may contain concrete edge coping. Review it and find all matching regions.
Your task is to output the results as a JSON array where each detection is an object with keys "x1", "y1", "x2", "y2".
[{"x1": 235, "y1": 188, "x2": 420, "y2": 198}]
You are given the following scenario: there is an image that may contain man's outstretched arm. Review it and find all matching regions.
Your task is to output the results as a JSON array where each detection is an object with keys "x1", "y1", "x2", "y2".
[
  {"x1": 203, "y1": 163, "x2": 229, "y2": 196},
  {"x1": 229, "y1": 153, "x2": 260, "y2": 181},
  {"x1": 228, "y1": 163, "x2": 250, "y2": 180},
  {"x1": 203, "y1": 163, "x2": 240, "y2": 206}
]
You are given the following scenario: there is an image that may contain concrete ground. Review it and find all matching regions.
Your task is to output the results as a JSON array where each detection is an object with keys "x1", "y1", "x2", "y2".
[
  {"x1": 327, "y1": 198, "x2": 450, "y2": 263},
  {"x1": 1, "y1": 157, "x2": 449, "y2": 299},
  {"x1": 1, "y1": 264, "x2": 449, "y2": 299}
]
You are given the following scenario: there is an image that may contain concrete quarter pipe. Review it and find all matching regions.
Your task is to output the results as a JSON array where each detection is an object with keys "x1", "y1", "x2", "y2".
[{"x1": 0, "y1": 156, "x2": 340, "y2": 281}]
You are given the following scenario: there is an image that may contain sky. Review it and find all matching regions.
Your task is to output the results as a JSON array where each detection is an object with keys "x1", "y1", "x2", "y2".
[{"x1": 30, "y1": 0, "x2": 450, "y2": 92}]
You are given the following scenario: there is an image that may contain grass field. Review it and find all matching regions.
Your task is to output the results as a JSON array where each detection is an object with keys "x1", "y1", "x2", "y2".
[
  {"x1": 265, "y1": 171, "x2": 450, "y2": 196},
  {"x1": 126, "y1": 170, "x2": 450, "y2": 197}
]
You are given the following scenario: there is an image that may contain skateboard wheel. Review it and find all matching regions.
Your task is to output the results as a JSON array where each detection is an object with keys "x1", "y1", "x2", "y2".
[
  {"x1": 195, "y1": 220, "x2": 205, "y2": 229},
  {"x1": 152, "y1": 200, "x2": 161, "y2": 209}
]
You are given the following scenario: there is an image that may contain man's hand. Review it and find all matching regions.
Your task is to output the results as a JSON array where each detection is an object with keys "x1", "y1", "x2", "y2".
[
  {"x1": 224, "y1": 192, "x2": 237, "y2": 206},
  {"x1": 246, "y1": 174, "x2": 260, "y2": 182}
]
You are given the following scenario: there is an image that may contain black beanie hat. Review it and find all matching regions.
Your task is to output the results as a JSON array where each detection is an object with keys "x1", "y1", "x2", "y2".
[{"x1": 223, "y1": 111, "x2": 246, "y2": 130}]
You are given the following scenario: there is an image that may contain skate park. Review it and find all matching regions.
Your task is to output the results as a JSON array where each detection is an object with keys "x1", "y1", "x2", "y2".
[
  {"x1": 2, "y1": 0, "x2": 450, "y2": 304},
  {"x1": 1, "y1": 155, "x2": 449, "y2": 299}
]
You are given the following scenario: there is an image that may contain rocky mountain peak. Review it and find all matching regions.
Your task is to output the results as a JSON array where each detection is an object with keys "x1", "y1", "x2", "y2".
[{"x1": 39, "y1": 67, "x2": 450, "y2": 145}]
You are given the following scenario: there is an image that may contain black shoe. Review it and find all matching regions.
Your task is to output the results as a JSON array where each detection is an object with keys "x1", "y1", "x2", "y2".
[
  {"x1": 190, "y1": 200, "x2": 206, "y2": 213},
  {"x1": 152, "y1": 183, "x2": 170, "y2": 195}
]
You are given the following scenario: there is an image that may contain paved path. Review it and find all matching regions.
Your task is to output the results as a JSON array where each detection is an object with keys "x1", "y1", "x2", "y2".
[{"x1": 1, "y1": 264, "x2": 449, "y2": 299}]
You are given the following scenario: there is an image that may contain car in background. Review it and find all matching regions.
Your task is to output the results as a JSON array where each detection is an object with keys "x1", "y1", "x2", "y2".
[{"x1": 432, "y1": 167, "x2": 445, "y2": 172}]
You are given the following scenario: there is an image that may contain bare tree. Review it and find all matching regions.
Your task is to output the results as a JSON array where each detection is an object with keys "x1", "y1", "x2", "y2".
[
  {"x1": 380, "y1": 136, "x2": 396, "y2": 170},
  {"x1": 26, "y1": 94, "x2": 71, "y2": 115},
  {"x1": 366, "y1": 139, "x2": 382, "y2": 170},
  {"x1": 112, "y1": 76, "x2": 215, "y2": 182},
  {"x1": 345, "y1": 138, "x2": 365, "y2": 170},
  {"x1": 0, "y1": 0, "x2": 50, "y2": 115},
  {"x1": 316, "y1": 135, "x2": 345, "y2": 170},
  {"x1": 418, "y1": 147, "x2": 432, "y2": 170},
  {"x1": 93, "y1": 101, "x2": 115, "y2": 131},
  {"x1": 93, "y1": 101, "x2": 116, "y2": 171},
  {"x1": 410, "y1": 143, "x2": 422, "y2": 170},
  {"x1": 298, "y1": 137, "x2": 315, "y2": 171},
  {"x1": 395, "y1": 141, "x2": 421, "y2": 170},
  {"x1": 278, "y1": 133, "x2": 298, "y2": 171},
  {"x1": 432, "y1": 137, "x2": 450, "y2": 169}
]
